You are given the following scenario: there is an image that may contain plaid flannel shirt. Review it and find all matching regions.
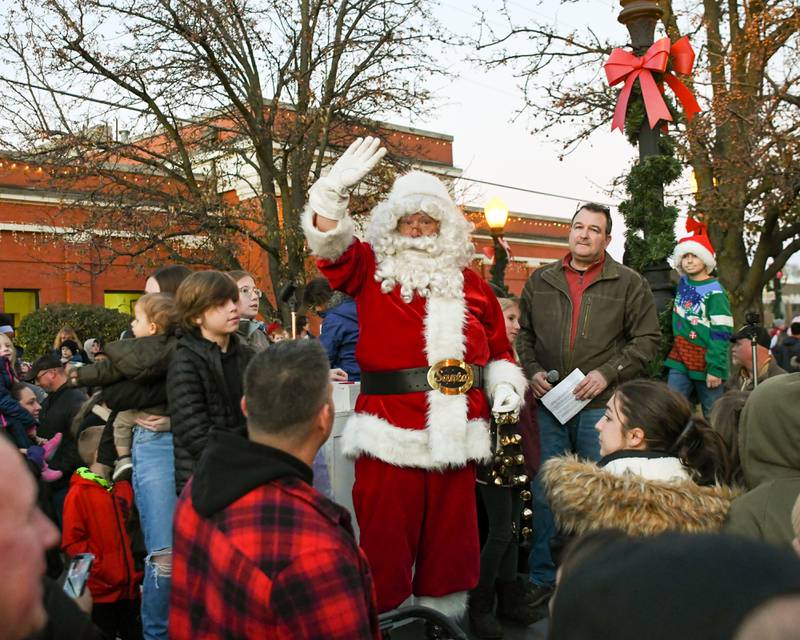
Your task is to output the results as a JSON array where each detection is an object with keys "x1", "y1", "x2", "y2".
[{"x1": 170, "y1": 474, "x2": 380, "y2": 639}]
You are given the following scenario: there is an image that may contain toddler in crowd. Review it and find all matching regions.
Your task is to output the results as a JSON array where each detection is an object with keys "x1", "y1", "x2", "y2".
[
  {"x1": 71, "y1": 293, "x2": 177, "y2": 481},
  {"x1": 267, "y1": 322, "x2": 289, "y2": 342},
  {"x1": 0, "y1": 333, "x2": 62, "y2": 481},
  {"x1": 62, "y1": 426, "x2": 142, "y2": 639},
  {"x1": 60, "y1": 339, "x2": 85, "y2": 365}
]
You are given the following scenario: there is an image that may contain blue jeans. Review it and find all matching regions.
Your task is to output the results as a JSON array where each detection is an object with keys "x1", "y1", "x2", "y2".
[
  {"x1": 529, "y1": 405, "x2": 604, "y2": 587},
  {"x1": 667, "y1": 368, "x2": 723, "y2": 418},
  {"x1": 132, "y1": 428, "x2": 177, "y2": 640}
]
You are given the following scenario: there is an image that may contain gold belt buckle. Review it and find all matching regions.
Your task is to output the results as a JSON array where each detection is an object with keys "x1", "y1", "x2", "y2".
[{"x1": 427, "y1": 359, "x2": 474, "y2": 395}]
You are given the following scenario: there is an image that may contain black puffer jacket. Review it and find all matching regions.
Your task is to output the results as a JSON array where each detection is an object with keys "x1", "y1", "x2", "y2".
[
  {"x1": 75, "y1": 334, "x2": 177, "y2": 386},
  {"x1": 74, "y1": 334, "x2": 176, "y2": 414},
  {"x1": 167, "y1": 329, "x2": 254, "y2": 492}
]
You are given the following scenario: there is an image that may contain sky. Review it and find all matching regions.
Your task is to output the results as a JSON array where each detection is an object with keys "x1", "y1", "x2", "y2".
[{"x1": 392, "y1": 0, "x2": 688, "y2": 261}]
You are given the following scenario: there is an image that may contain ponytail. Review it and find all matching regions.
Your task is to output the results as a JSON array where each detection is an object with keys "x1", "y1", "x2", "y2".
[
  {"x1": 615, "y1": 379, "x2": 733, "y2": 486},
  {"x1": 670, "y1": 416, "x2": 732, "y2": 486}
]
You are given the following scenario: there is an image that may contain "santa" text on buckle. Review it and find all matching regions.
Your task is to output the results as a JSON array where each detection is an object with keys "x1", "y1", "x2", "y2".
[{"x1": 427, "y1": 359, "x2": 475, "y2": 395}]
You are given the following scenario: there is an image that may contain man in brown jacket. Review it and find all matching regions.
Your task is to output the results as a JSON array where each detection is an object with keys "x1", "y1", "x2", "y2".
[{"x1": 516, "y1": 203, "x2": 661, "y2": 604}]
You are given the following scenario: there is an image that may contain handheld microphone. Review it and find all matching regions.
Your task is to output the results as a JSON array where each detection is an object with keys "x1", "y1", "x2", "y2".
[{"x1": 546, "y1": 370, "x2": 560, "y2": 385}]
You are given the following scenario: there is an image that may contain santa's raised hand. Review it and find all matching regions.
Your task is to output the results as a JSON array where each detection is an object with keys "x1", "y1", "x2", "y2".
[{"x1": 309, "y1": 137, "x2": 387, "y2": 221}]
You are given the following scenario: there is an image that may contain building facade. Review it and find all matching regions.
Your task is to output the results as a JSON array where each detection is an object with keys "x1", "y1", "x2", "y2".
[{"x1": 1, "y1": 125, "x2": 568, "y2": 327}]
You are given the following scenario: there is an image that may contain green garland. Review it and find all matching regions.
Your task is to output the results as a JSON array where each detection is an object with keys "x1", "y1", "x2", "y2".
[
  {"x1": 617, "y1": 88, "x2": 681, "y2": 272},
  {"x1": 616, "y1": 81, "x2": 683, "y2": 377}
]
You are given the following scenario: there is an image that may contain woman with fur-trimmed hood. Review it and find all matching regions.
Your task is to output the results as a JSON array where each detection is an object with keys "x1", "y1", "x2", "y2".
[{"x1": 541, "y1": 379, "x2": 739, "y2": 537}]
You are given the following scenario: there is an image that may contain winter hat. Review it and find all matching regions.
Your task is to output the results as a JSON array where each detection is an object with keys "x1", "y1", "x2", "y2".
[
  {"x1": 550, "y1": 533, "x2": 800, "y2": 640},
  {"x1": 266, "y1": 322, "x2": 284, "y2": 335},
  {"x1": 673, "y1": 217, "x2": 716, "y2": 274},
  {"x1": 381, "y1": 170, "x2": 454, "y2": 217},
  {"x1": 365, "y1": 170, "x2": 471, "y2": 243},
  {"x1": 60, "y1": 339, "x2": 80, "y2": 355}
]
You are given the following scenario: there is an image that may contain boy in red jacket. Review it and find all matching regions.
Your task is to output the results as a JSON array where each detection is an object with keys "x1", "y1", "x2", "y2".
[{"x1": 62, "y1": 426, "x2": 142, "y2": 639}]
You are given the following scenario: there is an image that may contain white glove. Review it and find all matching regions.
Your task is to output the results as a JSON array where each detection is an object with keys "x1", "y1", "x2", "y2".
[
  {"x1": 308, "y1": 137, "x2": 387, "y2": 221},
  {"x1": 492, "y1": 382, "x2": 521, "y2": 414}
]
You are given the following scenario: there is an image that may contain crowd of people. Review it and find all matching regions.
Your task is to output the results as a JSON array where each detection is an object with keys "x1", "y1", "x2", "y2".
[{"x1": 1, "y1": 136, "x2": 800, "y2": 640}]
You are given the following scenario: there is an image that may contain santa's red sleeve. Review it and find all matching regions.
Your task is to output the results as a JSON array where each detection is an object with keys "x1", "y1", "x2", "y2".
[{"x1": 301, "y1": 203, "x2": 373, "y2": 297}]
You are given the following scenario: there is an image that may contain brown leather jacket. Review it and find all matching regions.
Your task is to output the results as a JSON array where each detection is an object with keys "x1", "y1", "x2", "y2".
[{"x1": 516, "y1": 253, "x2": 661, "y2": 408}]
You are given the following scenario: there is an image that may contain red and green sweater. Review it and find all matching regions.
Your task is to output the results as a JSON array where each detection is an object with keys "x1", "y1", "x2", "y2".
[{"x1": 665, "y1": 276, "x2": 733, "y2": 380}]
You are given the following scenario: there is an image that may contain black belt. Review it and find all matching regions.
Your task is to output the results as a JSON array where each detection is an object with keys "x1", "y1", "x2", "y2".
[{"x1": 361, "y1": 360, "x2": 484, "y2": 396}]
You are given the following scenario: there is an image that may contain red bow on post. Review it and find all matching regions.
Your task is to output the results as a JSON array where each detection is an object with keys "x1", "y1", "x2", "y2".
[
  {"x1": 685, "y1": 216, "x2": 708, "y2": 236},
  {"x1": 604, "y1": 36, "x2": 701, "y2": 133}
]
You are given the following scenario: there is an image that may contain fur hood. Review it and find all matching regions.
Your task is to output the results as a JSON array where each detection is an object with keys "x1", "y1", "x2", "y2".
[{"x1": 540, "y1": 455, "x2": 741, "y2": 537}]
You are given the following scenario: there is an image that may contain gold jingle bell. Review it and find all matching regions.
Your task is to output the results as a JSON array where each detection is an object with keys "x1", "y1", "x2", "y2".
[
  {"x1": 520, "y1": 489, "x2": 532, "y2": 501},
  {"x1": 521, "y1": 527, "x2": 532, "y2": 539},
  {"x1": 522, "y1": 508, "x2": 533, "y2": 519}
]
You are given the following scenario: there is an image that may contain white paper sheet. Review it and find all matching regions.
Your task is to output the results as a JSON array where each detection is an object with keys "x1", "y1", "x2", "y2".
[{"x1": 540, "y1": 368, "x2": 592, "y2": 425}]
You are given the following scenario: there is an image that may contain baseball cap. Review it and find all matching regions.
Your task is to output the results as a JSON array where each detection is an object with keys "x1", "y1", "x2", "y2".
[
  {"x1": 25, "y1": 354, "x2": 64, "y2": 382},
  {"x1": 729, "y1": 325, "x2": 771, "y2": 349}
]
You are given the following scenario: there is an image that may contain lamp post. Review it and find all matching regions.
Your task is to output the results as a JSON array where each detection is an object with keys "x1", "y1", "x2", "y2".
[
  {"x1": 484, "y1": 197, "x2": 510, "y2": 295},
  {"x1": 617, "y1": 0, "x2": 675, "y2": 314},
  {"x1": 618, "y1": 0, "x2": 663, "y2": 160}
]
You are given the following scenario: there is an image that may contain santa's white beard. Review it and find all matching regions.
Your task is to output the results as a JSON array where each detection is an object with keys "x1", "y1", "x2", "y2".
[{"x1": 373, "y1": 233, "x2": 465, "y2": 303}]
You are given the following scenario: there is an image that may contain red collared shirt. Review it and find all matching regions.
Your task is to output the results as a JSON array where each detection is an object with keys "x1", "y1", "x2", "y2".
[{"x1": 562, "y1": 252, "x2": 605, "y2": 349}]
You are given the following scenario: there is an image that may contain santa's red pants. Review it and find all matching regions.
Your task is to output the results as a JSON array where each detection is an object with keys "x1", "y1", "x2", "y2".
[{"x1": 352, "y1": 456, "x2": 480, "y2": 613}]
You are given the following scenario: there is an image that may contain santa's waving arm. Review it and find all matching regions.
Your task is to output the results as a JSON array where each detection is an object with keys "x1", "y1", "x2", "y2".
[{"x1": 302, "y1": 137, "x2": 387, "y2": 261}]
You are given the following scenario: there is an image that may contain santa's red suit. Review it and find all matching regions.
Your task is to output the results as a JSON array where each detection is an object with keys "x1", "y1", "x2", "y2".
[{"x1": 303, "y1": 163, "x2": 526, "y2": 617}]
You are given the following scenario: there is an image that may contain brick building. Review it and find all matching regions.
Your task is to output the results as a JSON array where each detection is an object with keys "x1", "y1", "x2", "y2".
[{"x1": 0, "y1": 121, "x2": 568, "y2": 327}]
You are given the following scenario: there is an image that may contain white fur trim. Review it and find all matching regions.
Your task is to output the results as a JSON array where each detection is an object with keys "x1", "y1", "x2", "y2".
[
  {"x1": 673, "y1": 240, "x2": 716, "y2": 274},
  {"x1": 341, "y1": 412, "x2": 491, "y2": 469},
  {"x1": 416, "y1": 591, "x2": 467, "y2": 620},
  {"x1": 603, "y1": 456, "x2": 692, "y2": 482},
  {"x1": 424, "y1": 295, "x2": 466, "y2": 363},
  {"x1": 424, "y1": 294, "x2": 474, "y2": 465},
  {"x1": 301, "y1": 204, "x2": 355, "y2": 261},
  {"x1": 485, "y1": 358, "x2": 527, "y2": 401}
]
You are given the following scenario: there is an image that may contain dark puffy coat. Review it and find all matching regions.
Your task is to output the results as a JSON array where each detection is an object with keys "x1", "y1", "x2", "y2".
[
  {"x1": 773, "y1": 335, "x2": 800, "y2": 372},
  {"x1": 74, "y1": 334, "x2": 176, "y2": 413},
  {"x1": 319, "y1": 295, "x2": 360, "y2": 381},
  {"x1": 38, "y1": 384, "x2": 88, "y2": 490},
  {"x1": 167, "y1": 329, "x2": 254, "y2": 492},
  {"x1": 75, "y1": 334, "x2": 176, "y2": 386}
]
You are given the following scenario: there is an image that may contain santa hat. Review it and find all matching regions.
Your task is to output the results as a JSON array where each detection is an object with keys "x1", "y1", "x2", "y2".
[
  {"x1": 673, "y1": 217, "x2": 716, "y2": 274},
  {"x1": 365, "y1": 170, "x2": 471, "y2": 244},
  {"x1": 266, "y1": 321, "x2": 283, "y2": 335}
]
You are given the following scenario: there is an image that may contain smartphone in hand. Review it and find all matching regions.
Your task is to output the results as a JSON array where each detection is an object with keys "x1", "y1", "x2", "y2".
[{"x1": 63, "y1": 553, "x2": 94, "y2": 599}]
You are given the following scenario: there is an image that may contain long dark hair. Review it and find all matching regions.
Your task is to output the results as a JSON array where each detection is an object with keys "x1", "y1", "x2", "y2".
[
  {"x1": 614, "y1": 379, "x2": 732, "y2": 486},
  {"x1": 709, "y1": 390, "x2": 749, "y2": 486}
]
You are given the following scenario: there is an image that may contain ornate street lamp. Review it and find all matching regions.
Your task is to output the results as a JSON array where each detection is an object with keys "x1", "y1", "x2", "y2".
[
  {"x1": 617, "y1": 0, "x2": 675, "y2": 313},
  {"x1": 617, "y1": 0, "x2": 663, "y2": 158},
  {"x1": 484, "y1": 197, "x2": 510, "y2": 295}
]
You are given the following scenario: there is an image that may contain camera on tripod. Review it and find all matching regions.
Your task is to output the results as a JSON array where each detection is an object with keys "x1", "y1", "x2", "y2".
[{"x1": 745, "y1": 311, "x2": 761, "y2": 327}]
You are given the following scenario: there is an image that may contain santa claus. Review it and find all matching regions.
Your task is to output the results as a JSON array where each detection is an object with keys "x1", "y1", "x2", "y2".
[{"x1": 302, "y1": 137, "x2": 526, "y2": 624}]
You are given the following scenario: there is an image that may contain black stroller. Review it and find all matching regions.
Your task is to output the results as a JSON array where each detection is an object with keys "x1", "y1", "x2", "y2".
[{"x1": 379, "y1": 605, "x2": 468, "y2": 639}]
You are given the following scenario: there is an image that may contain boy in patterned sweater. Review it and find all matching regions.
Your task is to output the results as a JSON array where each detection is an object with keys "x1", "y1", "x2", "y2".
[{"x1": 665, "y1": 218, "x2": 733, "y2": 417}]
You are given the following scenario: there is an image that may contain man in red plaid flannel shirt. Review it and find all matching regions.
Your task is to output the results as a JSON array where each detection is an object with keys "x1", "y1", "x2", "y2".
[{"x1": 169, "y1": 341, "x2": 379, "y2": 639}]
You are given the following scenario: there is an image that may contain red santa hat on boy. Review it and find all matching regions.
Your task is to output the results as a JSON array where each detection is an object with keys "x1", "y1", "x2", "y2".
[{"x1": 673, "y1": 217, "x2": 716, "y2": 275}]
